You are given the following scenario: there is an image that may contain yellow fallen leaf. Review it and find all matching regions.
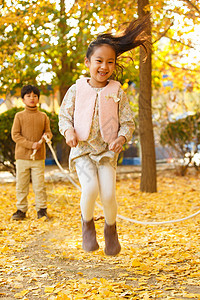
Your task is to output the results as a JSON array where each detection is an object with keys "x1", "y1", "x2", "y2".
[
  {"x1": 76, "y1": 272, "x2": 83, "y2": 275},
  {"x1": 14, "y1": 290, "x2": 29, "y2": 299},
  {"x1": 182, "y1": 292, "x2": 200, "y2": 298},
  {"x1": 44, "y1": 249, "x2": 51, "y2": 253},
  {"x1": 0, "y1": 246, "x2": 9, "y2": 253},
  {"x1": 119, "y1": 272, "x2": 129, "y2": 277},
  {"x1": 131, "y1": 258, "x2": 141, "y2": 267},
  {"x1": 45, "y1": 286, "x2": 55, "y2": 293}
]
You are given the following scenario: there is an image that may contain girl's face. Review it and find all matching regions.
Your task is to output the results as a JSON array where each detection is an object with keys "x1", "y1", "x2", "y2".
[{"x1": 85, "y1": 44, "x2": 116, "y2": 88}]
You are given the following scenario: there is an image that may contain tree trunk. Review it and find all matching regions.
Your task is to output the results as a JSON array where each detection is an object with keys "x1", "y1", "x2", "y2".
[
  {"x1": 59, "y1": 84, "x2": 70, "y2": 104},
  {"x1": 57, "y1": 0, "x2": 70, "y2": 104},
  {"x1": 138, "y1": 0, "x2": 157, "y2": 192}
]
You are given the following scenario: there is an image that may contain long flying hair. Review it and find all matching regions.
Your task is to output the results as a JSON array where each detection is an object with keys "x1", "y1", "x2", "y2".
[
  {"x1": 86, "y1": 15, "x2": 150, "y2": 80},
  {"x1": 86, "y1": 15, "x2": 150, "y2": 60}
]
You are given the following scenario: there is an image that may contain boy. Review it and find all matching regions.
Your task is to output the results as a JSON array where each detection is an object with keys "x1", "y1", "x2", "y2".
[{"x1": 11, "y1": 85, "x2": 52, "y2": 220}]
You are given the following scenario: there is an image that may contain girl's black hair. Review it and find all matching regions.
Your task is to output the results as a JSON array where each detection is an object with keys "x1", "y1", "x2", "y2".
[
  {"x1": 21, "y1": 85, "x2": 40, "y2": 99},
  {"x1": 86, "y1": 15, "x2": 150, "y2": 60}
]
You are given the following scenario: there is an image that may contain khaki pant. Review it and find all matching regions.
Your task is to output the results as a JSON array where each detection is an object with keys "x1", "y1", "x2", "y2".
[{"x1": 16, "y1": 159, "x2": 47, "y2": 212}]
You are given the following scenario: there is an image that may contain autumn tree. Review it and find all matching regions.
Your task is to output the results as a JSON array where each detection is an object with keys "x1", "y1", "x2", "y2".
[
  {"x1": 1, "y1": 0, "x2": 200, "y2": 193},
  {"x1": 0, "y1": 0, "x2": 105, "y2": 102},
  {"x1": 1, "y1": 0, "x2": 199, "y2": 99},
  {"x1": 98, "y1": 0, "x2": 200, "y2": 192}
]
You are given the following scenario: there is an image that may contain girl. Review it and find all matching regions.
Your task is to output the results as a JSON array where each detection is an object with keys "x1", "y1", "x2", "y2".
[{"x1": 59, "y1": 17, "x2": 149, "y2": 255}]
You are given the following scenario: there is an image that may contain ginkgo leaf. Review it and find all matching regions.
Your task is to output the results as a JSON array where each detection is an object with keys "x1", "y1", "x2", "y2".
[
  {"x1": 1, "y1": 173, "x2": 200, "y2": 299},
  {"x1": 44, "y1": 286, "x2": 55, "y2": 293}
]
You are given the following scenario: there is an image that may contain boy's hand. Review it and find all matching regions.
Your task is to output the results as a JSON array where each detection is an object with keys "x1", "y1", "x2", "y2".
[
  {"x1": 32, "y1": 142, "x2": 42, "y2": 150},
  {"x1": 109, "y1": 136, "x2": 126, "y2": 153},
  {"x1": 65, "y1": 129, "x2": 78, "y2": 148},
  {"x1": 42, "y1": 133, "x2": 47, "y2": 140},
  {"x1": 42, "y1": 133, "x2": 50, "y2": 142}
]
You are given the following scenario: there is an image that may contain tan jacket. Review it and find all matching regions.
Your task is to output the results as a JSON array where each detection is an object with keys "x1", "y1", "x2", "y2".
[{"x1": 11, "y1": 106, "x2": 52, "y2": 160}]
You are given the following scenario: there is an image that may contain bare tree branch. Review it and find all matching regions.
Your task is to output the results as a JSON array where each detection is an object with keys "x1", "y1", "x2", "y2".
[
  {"x1": 153, "y1": 21, "x2": 174, "y2": 44},
  {"x1": 182, "y1": 0, "x2": 200, "y2": 15},
  {"x1": 165, "y1": 36, "x2": 195, "y2": 49},
  {"x1": 155, "y1": 55, "x2": 200, "y2": 72}
]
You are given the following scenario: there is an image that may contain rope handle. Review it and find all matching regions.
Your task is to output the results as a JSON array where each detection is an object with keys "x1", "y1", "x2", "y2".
[{"x1": 30, "y1": 135, "x2": 48, "y2": 160}]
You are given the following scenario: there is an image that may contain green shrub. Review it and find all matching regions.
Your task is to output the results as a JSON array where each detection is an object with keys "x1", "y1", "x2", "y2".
[
  {"x1": 160, "y1": 112, "x2": 200, "y2": 175},
  {"x1": 0, "y1": 107, "x2": 63, "y2": 175}
]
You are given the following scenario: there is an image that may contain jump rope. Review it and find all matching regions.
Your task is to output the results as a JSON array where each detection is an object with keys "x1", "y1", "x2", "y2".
[{"x1": 31, "y1": 135, "x2": 200, "y2": 225}]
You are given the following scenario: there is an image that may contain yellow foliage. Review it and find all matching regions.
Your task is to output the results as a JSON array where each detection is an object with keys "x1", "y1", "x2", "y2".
[{"x1": 0, "y1": 173, "x2": 200, "y2": 299}]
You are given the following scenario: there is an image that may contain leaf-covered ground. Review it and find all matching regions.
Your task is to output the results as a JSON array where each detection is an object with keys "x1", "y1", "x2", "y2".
[{"x1": 0, "y1": 170, "x2": 200, "y2": 299}]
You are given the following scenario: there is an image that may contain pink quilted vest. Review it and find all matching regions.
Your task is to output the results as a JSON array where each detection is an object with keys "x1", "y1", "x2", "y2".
[{"x1": 74, "y1": 78, "x2": 121, "y2": 143}]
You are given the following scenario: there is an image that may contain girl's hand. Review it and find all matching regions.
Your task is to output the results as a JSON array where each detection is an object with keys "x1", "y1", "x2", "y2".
[
  {"x1": 109, "y1": 136, "x2": 126, "y2": 153},
  {"x1": 65, "y1": 129, "x2": 78, "y2": 147}
]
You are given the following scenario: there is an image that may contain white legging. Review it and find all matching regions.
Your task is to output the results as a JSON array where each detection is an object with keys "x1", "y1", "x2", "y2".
[{"x1": 75, "y1": 156, "x2": 117, "y2": 225}]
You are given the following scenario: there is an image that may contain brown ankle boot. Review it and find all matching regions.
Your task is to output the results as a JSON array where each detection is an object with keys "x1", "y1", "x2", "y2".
[
  {"x1": 104, "y1": 222, "x2": 121, "y2": 256},
  {"x1": 82, "y1": 217, "x2": 99, "y2": 252}
]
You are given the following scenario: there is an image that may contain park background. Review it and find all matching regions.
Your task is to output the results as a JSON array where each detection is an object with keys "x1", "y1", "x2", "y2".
[{"x1": 0, "y1": 0, "x2": 200, "y2": 299}]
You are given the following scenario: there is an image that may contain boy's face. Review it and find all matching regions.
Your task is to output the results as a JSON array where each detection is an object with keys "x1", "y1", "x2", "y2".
[{"x1": 23, "y1": 92, "x2": 39, "y2": 107}]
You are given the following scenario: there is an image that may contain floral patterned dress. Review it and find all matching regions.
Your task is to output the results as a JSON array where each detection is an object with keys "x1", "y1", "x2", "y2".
[{"x1": 59, "y1": 81, "x2": 135, "y2": 172}]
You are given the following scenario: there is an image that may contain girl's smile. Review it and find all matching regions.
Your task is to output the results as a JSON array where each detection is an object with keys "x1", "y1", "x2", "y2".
[{"x1": 85, "y1": 44, "x2": 116, "y2": 88}]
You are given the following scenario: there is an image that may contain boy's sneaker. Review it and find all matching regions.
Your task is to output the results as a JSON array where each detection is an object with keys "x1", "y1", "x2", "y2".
[
  {"x1": 12, "y1": 210, "x2": 26, "y2": 220},
  {"x1": 37, "y1": 208, "x2": 48, "y2": 219}
]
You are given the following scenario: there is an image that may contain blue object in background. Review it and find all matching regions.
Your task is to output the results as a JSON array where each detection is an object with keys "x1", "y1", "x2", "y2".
[
  {"x1": 122, "y1": 157, "x2": 141, "y2": 165},
  {"x1": 45, "y1": 158, "x2": 56, "y2": 165},
  {"x1": 0, "y1": 98, "x2": 5, "y2": 105}
]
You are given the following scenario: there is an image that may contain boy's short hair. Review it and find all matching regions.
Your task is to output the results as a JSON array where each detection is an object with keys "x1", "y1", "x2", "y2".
[{"x1": 21, "y1": 85, "x2": 40, "y2": 99}]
